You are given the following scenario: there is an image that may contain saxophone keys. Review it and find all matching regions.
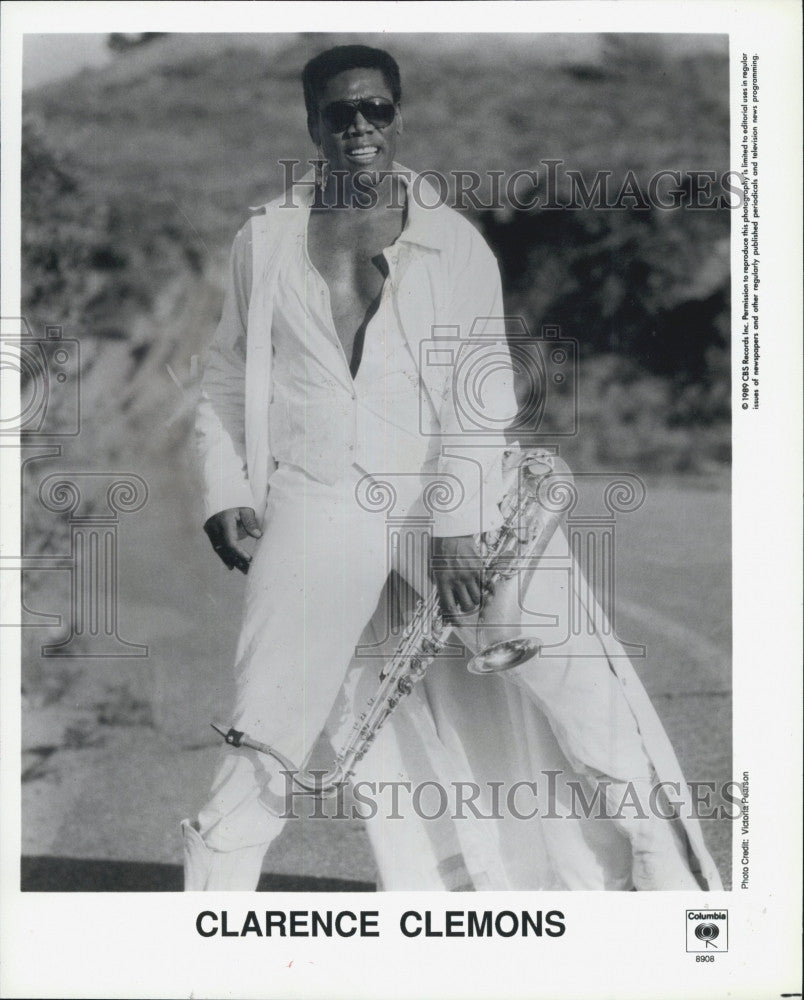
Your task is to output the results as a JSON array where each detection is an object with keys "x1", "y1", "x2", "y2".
[{"x1": 410, "y1": 656, "x2": 426, "y2": 677}]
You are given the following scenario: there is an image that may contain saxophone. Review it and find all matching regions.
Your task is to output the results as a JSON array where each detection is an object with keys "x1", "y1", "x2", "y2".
[{"x1": 212, "y1": 448, "x2": 570, "y2": 797}]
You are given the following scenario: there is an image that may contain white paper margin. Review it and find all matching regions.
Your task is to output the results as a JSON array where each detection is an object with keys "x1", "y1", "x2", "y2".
[{"x1": 1, "y1": 3, "x2": 801, "y2": 998}]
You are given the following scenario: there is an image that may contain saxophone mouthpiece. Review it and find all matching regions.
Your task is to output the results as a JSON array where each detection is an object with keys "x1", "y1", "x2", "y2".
[{"x1": 210, "y1": 721, "x2": 245, "y2": 747}]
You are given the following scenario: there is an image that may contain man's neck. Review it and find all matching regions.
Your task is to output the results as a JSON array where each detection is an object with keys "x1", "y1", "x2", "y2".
[{"x1": 315, "y1": 170, "x2": 406, "y2": 215}]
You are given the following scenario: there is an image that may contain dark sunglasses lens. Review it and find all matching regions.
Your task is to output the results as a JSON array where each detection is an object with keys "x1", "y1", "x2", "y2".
[
  {"x1": 322, "y1": 102, "x2": 357, "y2": 133},
  {"x1": 322, "y1": 99, "x2": 395, "y2": 132},
  {"x1": 361, "y1": 100, "x2": 395, "y2": 127}
]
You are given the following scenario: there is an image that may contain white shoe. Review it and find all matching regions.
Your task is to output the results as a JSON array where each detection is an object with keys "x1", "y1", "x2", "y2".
[{"x1": 180, "y1": 819, "x2": 266, "y2": 891}]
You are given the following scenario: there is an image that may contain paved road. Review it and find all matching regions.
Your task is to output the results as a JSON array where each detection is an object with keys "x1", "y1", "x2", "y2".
[{"x1": 21, "y1": 458, "x2": 732, "y2": 890}]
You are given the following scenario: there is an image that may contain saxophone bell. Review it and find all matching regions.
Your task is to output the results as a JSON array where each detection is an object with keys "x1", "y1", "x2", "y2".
[
  {"x1": 466, "y1": 635, "x2": 541, "y2": 674},
  {"x1": 459, "y1": 449, "x2": 570, "y2": 674}
]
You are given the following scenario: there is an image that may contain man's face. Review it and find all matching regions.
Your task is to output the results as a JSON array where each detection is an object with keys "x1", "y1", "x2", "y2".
[{"x1": 311, "y1": 68, "x2": 401, "y2": 183}]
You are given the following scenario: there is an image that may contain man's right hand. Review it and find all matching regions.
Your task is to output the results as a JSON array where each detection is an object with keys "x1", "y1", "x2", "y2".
[{"x1": 203, "y1": 507, "x2": 263, "y2": 574}]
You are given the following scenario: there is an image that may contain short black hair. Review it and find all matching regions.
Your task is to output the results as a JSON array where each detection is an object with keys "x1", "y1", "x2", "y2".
[{"x1": 302, "y1": 44, "x2": 402, "y2": 126}]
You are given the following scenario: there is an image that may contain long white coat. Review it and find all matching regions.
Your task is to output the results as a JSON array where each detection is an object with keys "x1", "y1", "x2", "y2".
[{"x1": 195, "y1": 169, "x2": 723, "y2": 891}]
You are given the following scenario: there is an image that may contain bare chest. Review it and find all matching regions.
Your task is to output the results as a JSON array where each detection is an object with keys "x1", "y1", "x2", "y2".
[{"x1": 306, "y1": 208, "x2": 404, "y2": 360}]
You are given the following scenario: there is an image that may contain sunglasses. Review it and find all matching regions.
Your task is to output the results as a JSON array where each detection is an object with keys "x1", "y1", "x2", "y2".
[{"x1": 320, "y1": 97, "x2": 396, "y2": 134}]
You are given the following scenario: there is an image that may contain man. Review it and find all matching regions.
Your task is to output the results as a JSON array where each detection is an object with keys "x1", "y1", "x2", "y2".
[{"x1": 183, "y1": 44, "x2": 722, "y2": 892}]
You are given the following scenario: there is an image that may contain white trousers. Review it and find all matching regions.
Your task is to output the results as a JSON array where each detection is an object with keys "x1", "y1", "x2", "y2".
[
  {"x1": 196, "y1": 463, "x2": 432, "y2": 853},
  {"x1": 191, "y1": 462, "x2": 698, "y2": 889}
]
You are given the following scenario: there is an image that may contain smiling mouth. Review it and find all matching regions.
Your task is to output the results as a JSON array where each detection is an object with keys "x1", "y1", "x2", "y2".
[{"x1": 346, "y1": 146, "x2": 380, "y2": 163}]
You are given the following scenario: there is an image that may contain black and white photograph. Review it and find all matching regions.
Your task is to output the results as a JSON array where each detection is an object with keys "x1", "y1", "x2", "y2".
[{"x1": 1, "y1": 3, "x2": 801, "y2": 998}]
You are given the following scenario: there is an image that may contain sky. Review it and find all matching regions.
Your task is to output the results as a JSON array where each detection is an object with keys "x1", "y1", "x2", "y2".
[{"x1": 23, "y1": 34, "x2": 112, "y2": 90}]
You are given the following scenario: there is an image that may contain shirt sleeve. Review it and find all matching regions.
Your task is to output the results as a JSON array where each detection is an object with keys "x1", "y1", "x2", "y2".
[
  {"x1": 432, "y1": 226, "x2": 519, "y2": 537},
  {"x1": 194, "y1": 223, "x2": 257, "y2": 522},
  {"x1": 226, "y1": 224, "x2": 253, "y2": 332}
]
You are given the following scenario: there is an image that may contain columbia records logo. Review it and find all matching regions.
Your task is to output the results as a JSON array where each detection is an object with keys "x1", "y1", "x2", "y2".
[{"x1": 686, "y1": 910, "x2": 728, "y2": 952}]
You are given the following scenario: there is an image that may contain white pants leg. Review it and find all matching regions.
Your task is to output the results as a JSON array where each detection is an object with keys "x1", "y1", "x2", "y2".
[
  {"x1": 504, "y1": 527, "x2": 700, "y2": 889},
  {"x1": 192, "y1": 464, "x2": 426, "y2": 873}
]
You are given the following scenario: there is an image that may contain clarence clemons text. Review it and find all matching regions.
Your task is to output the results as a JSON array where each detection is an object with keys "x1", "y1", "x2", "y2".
[{"x1": 196, "y1": 909, "x2": 566, "y2": 938}]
